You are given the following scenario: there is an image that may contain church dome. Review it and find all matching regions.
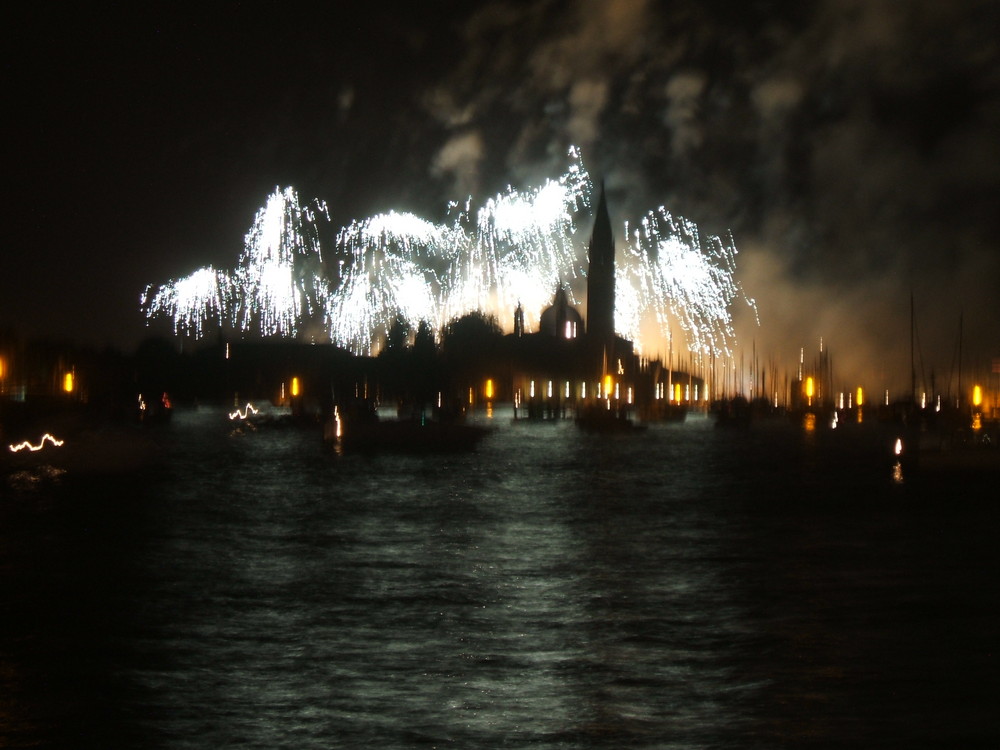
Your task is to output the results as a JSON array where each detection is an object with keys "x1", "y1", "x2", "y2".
[{"x1": 539, "y1": 285, "x2": 583, "y2": 339}]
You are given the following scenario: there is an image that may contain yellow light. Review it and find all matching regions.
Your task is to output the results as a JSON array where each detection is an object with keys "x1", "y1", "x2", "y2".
[
  {"x1": 805, "y1": 376, "x2": 814, "y2": 399},
  {"x1": 0, "y1": 356, "x2": 5, "y2": 379},
  {"x1": 485, "y1": 378, "x2": 494, "y2": 400},
  {"x1": 972, "y1": 384, "x2": 982, "y2": 407},
  {"x1": 63, "y1": 372, "x2": 75, "y2": 393},
  {"x1": 290, "y1": 377, "x2": 300, "y2": 397},
  {"x1": 603, "y1": 375, "x2": 613, "y2": 399},
  {"x1": 673, "y1": 383, "x2": 681, "y2": 403},
  {"x1": 856, "y1": 386, "x2": 864, "y2": 407},
  {"x1": 468, "y1": 386, "x2": 474, "y2": 404}
]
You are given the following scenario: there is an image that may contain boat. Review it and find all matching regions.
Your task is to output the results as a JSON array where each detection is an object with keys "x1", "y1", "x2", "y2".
[
  {"x1": 712, "y1": 396, "x2": 752, "y2": 428},
  {"x1": 326, "y1": 403, "x2": 492, "y2": 452},
  {"x1": 574, "y1": 404, "x2": 647, "y2": 433}
]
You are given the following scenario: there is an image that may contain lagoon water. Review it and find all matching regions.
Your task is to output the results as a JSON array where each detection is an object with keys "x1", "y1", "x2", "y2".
[{"x1": 2, "y1": 407, "x2": 997, "y2": 748}]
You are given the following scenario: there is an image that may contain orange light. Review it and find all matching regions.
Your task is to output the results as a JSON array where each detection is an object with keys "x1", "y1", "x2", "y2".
[
  {"x1": 972, "y1": 384, "x2": 982, "y2": 407},
  {"x1": 805, "y1": 377, "x2": 814, "y2": 399},
  {"x1": 290, "y1": 377, "x2": 300, "y2": 397},
  {"x1": 484, "y1": 378, "x2": 494, "y2": 400},
  {"x1": 63, "y1": 372, "x2": 75, "y2": 393},
  {"x1": 0, "y1": 356, "x2": 5, "y2": 379}
]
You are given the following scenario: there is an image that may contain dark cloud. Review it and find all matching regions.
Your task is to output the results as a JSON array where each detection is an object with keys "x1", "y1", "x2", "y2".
[{"x1": 416, "y1": 0, "x2": 999, "y2": 392}]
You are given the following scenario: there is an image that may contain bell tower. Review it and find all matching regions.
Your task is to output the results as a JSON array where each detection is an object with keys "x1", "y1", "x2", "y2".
[{"x1": 585, "y1": 183, "x2": 615, "y2": 345}]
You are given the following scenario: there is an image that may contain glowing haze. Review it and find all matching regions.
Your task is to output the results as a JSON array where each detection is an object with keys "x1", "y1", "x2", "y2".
[{"x1": 142, "y1": 149, "x2": 753, "y2": 357}]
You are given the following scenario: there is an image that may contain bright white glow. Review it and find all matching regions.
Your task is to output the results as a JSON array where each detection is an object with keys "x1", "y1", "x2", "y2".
[
  {"x1": 895, "y1": 438, "x2": 903, "y2": 456},
  {"x1": 9, "y1": 433, "x2": 64, "y2": 452},
  {"x1": 620, "y1": 209, "x2": 755, "y2": 356},
  {"x1": 228, "y1": 403, "x2": 259, "y2": 420}
]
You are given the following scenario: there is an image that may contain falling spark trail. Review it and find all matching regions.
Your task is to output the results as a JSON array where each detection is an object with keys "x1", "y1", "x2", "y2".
[{"x1": 142, "y1": 148, "x2": 753, "y2": 358}]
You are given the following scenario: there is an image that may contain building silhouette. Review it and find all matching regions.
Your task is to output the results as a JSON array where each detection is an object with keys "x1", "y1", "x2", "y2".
[{"x1": 585, "y1": 183, "x2": 616, "y2": 347}]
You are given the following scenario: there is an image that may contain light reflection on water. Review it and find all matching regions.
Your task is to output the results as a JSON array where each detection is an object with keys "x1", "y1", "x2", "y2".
[{"x1": 1, "y1": 406, "x2": 997, "y2": 748}]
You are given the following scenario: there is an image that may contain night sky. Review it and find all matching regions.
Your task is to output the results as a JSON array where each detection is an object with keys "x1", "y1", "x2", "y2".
[{"x1": 5, "y1": 1, "x2": 999, "y2": 394}]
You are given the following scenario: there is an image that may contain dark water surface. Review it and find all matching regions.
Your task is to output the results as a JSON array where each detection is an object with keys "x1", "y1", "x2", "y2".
[{"x1": 2, "y1": 407, "x2": 997, "y2": 748}]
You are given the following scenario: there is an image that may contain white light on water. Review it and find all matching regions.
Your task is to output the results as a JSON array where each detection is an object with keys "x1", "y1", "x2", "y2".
[
  {"x1": 228, "y1": 403, "x2": 259, "y2": 420},
  {"x1": 143, "y1": 148, "x2": 752, "y2": 357},
  {"x1": 9, "y1": 433, "x2": 65, "y2": 453}
]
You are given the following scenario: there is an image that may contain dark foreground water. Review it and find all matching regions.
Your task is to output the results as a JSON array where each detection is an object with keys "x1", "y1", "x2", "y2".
[{"x1": 2, "y1": 407, "x2": 997, "y2": 748}]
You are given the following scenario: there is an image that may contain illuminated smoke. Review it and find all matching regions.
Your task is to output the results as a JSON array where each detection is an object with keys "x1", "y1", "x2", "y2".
[{"x1": 142, "y1": 148, "x2": 752, "y2": 357}]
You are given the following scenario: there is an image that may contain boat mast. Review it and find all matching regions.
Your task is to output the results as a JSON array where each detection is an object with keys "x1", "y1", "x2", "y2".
[
  {"x1": 910, "y1": 293, "x2": 916, "y2": 406},
  {"x1": 957, "y1": 311, "x2": 963, "y2": 410}
]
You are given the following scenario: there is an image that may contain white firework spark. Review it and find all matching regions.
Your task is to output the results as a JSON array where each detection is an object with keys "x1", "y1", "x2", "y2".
[
  {"x1": 140, "y1": 266, "x2": 230, "y2": 338},
  {"x1": 326, "y1": 148, "x2": 591, "y2": 353},
  {"x1": 232, "y1": 186, "x2": 330, "y2": 337},
  {"x1": 142, "y1": 187, "x2": 329, "y2": 339},
  {"x1": 624, "y1": 207, "x2": 754, "y2": 357}
]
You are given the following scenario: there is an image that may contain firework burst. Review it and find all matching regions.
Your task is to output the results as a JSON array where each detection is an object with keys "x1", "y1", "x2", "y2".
[{"x1": 142, "y1": 148, "x2": 753, "y2": 358}]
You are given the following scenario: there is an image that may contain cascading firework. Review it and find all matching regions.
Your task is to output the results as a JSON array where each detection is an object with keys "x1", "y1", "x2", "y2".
[
  {"x1": 620, "y1": 207, "x2": 750, "y2": 357},
  {"x1": 141, "y1": 148, "x2": 753, "y2": 357}
]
